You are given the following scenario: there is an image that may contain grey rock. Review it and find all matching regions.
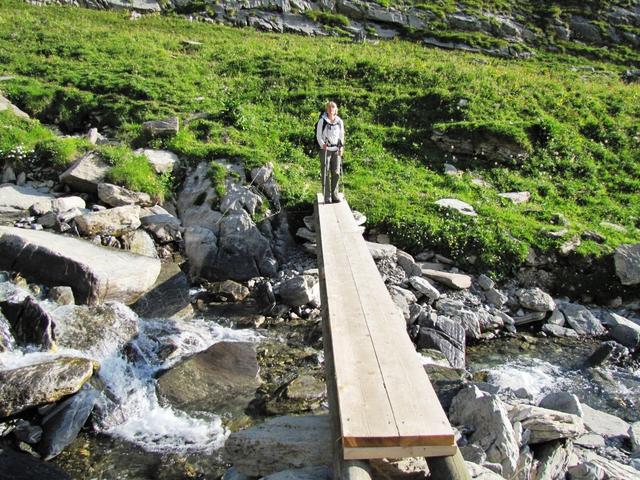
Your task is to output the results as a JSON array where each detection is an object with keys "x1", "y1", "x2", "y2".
[
  {"x1": 566, "y1": 462, "x2": 605, "y2": 480},
  {"x1": 539, "y1": 392, "x2": 583, "y2": 417},
  {"x1": 0, "y1": 357, "x2": 95, "y2": 417},
  {"x1": 459, "y1": 444, "x2": 486, "y2": 464},
  {"x1": 574, "y1": 450, "x2": 639, "y2": 479},
  {"x1": 585, "y1": 340, "x2": 628, "y2": 367},
  {"x1": 0, "y1": 448, "x2": 72, "y2": 480},
  {"x1": 417, "y1": 320, "x2": 465, "y2": 369},
  {"x1": 542, "y1": 323, "x2": 580, "y2": 338},
  {"x1": 157, "y1": 341, "x2": 259, "y2": 415},
  {"x1": 366, "y1": 241, "x2": 396, "y2": 260},
  {"x1": 302, "y1": 215, "x2": 315, "y2": 232},
  {"x1": 575, "y1": 433, "x2": 606, "y2": 449},
  {"x1": 250, "y1": 162, "x2": 273, "y2": 186},
  {"x1": 547, "y1": 308, "x2": 565, "y2": 326},
  {"x1": 409, "y1": 276, "x2": 440, "y2": 302},
  {"x1": 388, "y1": 285, "x2": 417, "y2": 323},
  {"x1": 431, "y1": 128, "x2": 529, "y2": 165},
  {"x1": 465, "y1": 462, "x2": 504, "y2": 479},
  {"x1": 38, "y1": 386, "x2": 98, "y2": 460},
  {"x1": 13, "y1": 419, "x2": 43, "y2": 444},
  {"x1": 613, "y1": 243, "x2": 640, "y2": 285},
  {"x1": 423, "y1": 268, "x2": 472, "y2": 289},
  {"x1": 177, "y1": 162, "x2": 224, "y2": 233},
  {"x1": 97, "y1": 183, "x2": 152, "y2": 207},
  {"x1": 531, "y1": 440, "x2": 573, "y2": 480},
  {"x1": 605, "y1": 313, "x2": 640, "y2": 350},
  {"x1": 131, "y1": 262, "x2": 193, "y2": 321},
  {"x1": 485, "y1": 287, "x2": 507, "y2": 308},
  {"x1": 498, "y1": 191, "x2": 530, "y2": 204},
  {"x1": 123, "y1": 229, "x2": 158, "y2": 258},
  {"x1": 0, "y1": 310, "x2": 15, "y2": 352},
  {"x1": 75, "y1": 205, "x2": 142, "y2": 237},
  {"x1": 396, "y1": 250, "x2": 422, "y2": 277},
  {"x1": 136, "y1": 149, "x2": 179, "y2": 174},
  {"x1": 629, "y1": 421, "x2": 640, "y2": 453},
  {"x1": 296, "y1": 227, "x2": 316, "y2": 242},
  {"x1": 209, "y1": 280, "x2": 251, "y2": 302},
  {"x1": 444, "y1": 163, "x2": 459, "y2": 175},
  {"x1": 449, "y1": 386, "x2": 519, "y2": 477},
  {"x1": 278, "y1": 275, "x2": 319, "y2": 308},
  {"x1": 1, "y1": 296, "x2": 55, "y2": 349},
  {"x1": 0, "y1": 226, "x2": 160, "y2": 305},
  {"x1": 142, "y1": 116, "x2": 179, "y2": 136},
  {"x1": 477, "y1": 274, "x2": 494, "y2": 290},
  {"x1": 559, "y1": 303, "x2": 606, "y2": 335},
  {"x1": 569, "y1": 16, "x2": 602, "y2": 43},
  {"x1": 222, "y1": 467, "x2": 251, "y2": 480},
  {"x1": 560, "y1": 235, "x2": 581, "y2": 255},
  {"x1": 508, "y1": 404, "x2": 585, "y2": 444},
  {"x1": 140, "y1": 214, "x2": 181, "y2": 245},
  {"x1": 262, "y1": 466, "x2": 331, "y2": 480},
  {"x1": 0, "y1": 184, "x2": 54, "y2": 212},
  {"x1": 59, "y1": 152, "x2": 110, "y2": 194},
  {"x1": 48, "y1": 286, "x2": 75, "y2": 305},
  {"x1": 581, "y1": 404, "x2": 630, "y2": 440},
  {"x1": 0, "y1": 94, "x2": 30, "y2": 118},
  {"x1": 435, "y1": 198, "x2": 477, "y2": 216},
  {"x1": 2, "y1": 165, "x2": 16, "y2": 183},
  {"x1": 220, "y1": 183, "x2": 263, "y2": 217},
  {"x1": 224, "y1": 415, "x2": 332, "y2": 477},
  {"x1": 513, "y1": 310, "x2": 546, "y2": 326},
  {"x1": 184, "y1": 226, "x2": 218, "y2": 279},
  {"x1": 516, "y1": 287, "x2": 555, "y2": 312}
]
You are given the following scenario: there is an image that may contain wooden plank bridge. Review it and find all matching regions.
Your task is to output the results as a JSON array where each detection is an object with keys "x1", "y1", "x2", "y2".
[{"x1": 314, "y1": 194, "x2": 469, "y2": 479}]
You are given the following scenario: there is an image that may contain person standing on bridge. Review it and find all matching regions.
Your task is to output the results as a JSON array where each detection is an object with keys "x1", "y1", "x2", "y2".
[{"x1": 317, "y1": 101, "x2": 345, "y2": 203}]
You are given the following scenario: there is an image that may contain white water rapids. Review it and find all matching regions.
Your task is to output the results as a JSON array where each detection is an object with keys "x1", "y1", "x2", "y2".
[{"x1": 0, "y1": 301, "x2": 262, "y2": 454}]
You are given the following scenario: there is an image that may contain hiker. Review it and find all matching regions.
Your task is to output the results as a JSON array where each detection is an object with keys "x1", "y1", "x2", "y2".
[{"x1": 317, "y1": 101, "x2": 345, "y2": 203}]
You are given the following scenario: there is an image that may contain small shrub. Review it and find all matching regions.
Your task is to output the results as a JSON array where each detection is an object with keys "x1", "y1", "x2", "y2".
[{"x1": 207, "y1": 161, "x2": 228, "y2": 198}]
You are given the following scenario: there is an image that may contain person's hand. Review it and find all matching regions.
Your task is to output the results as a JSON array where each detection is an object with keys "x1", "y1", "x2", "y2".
[
  {"x1": 323, "y1": 143, "x2": 328, "y2": 151},
  {"x1": 339, "y1": 147, "x2": 344, "y2": 156}
]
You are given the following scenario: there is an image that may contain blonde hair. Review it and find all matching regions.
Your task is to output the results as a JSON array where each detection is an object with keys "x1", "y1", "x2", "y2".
[{"x1": 326, "y1": 101, "x2": 338, "y2": 112}]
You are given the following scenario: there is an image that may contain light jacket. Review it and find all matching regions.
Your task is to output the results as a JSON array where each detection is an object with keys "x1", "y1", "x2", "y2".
[{"x1": 316, "y1": 113, "x2": 345, "y2": 152}]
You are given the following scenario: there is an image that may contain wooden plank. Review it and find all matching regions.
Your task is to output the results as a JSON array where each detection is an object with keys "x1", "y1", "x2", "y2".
[
  {"x1": 316, "y1": 199, "x2": 398, "y2": 443},
  {"x1": 344, "y1": 445, "x2": 458, "y2": 460},
  {"x1": 331, "y1": 203, "x2": 455, "y2": 448}
]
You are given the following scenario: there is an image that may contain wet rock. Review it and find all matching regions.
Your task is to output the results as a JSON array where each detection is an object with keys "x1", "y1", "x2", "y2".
[
  {"x1": 282, "y1": 375, "x2": 326, "y2": 411},
  {"x1": 542, "y1": 323, "x2": 580, "y2": 338},
  {"x1": 0, "y1": 226, "x2": 161, "y2": 305},
  {"x1": 0, "y1": 447, "x2": 72, "y2": 480},
  {"x1": 38, "y1": 386, "x2": 98, "y2": 460},
  {"x1": 613, "y1": 243, "x2": 640, "y2": 285},
  {"x1": 0, "y1": 357, "x2": 95, "y2": 417},
  {"x1": 97, "y1": 183, "x2": 152, "y2": 207},
  {"x1": 184, "y1": 225, "x2": 217, "y2": 279},
  {"x1": 224, "y1": 415, "x2": 332, "y2": 477},
  {"x1": 262, "y1": 466, "x2": 331, "y2": 480},
  {"x1": 13, "y1": 419, "x2": 43, "y2": 444},
  {"x1": 581, "y1": 404, "x2": 630, "y2": 440},
  {"x1": 278, "y1": 275, "x2": 319, "y2": 308},
  {"x1": 142, "y1": 116, "x2": 179, "y2": 136},
  {"x1": 0, "y1": 311, "x2": 15, "y2": 352},
  {"x1": 603, "y1": 312, "x2": 640, "y2": 350},
  {"x1": 538, "y1": 392, "x2": 583, "y2": 417},
  {"x1": 50, "y1": 301, "x2": 139, "y2": 353},
  {"x1": 0, "y1": 184, "x2": 54, "y2": 212},
  {"x1": 1, "y1": 296, "x2": 55, "y2": 349},
  {"x1": 516, "y1": 287, "x2": 555, "y2": 312},
  {"x1": 449, "y1": 386, "x2": 519, "y2": 477},
  {"x1": 422, "y1": 269, "x2": 472, "y2": 289},
  {"x1": 59, "y1": 152, "x2": 110, "y2": 194},
  {"x1": 531, "y1": 440, "x2": 573, "y2": 480},
  {"x1": 507, "y1": 404, "x2": 585, "y2": 444},
  {"x1": 136, "y1": 149, "x2": 179, "y2": 174},
  {"x1": 409, "y1": 276, "x2": 440, "y2": 302},
  {"x1": 366, "y1": 241, "x2": 396, "y2": 260},
  {"x1": 75, "y1": 205, "x2": 142, "y2": 237},
  {"x1": 157, "y1": 341, "x2": 260, "y2": 414},
  {"x1": 558, "y1": 303, "x2": 605, "y2": 336},
  {"x1": 435, "y1": 198, "x2": 477, "y2": 216}
]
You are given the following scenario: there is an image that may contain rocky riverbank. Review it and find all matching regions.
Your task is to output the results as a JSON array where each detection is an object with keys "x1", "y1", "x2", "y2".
[{"x1": 1, "y1": 102, "x2": 639, "y2": 479}]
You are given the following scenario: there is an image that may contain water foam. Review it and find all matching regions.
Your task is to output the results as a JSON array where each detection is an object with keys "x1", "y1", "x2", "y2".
[{"x1": 485, "y1": 358, "x2": 569, "y2": 401}]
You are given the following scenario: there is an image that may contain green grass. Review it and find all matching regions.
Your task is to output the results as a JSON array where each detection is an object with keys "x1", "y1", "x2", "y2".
[{"x1": 0, "y1": 0, "x2": 638, "y2": 275}]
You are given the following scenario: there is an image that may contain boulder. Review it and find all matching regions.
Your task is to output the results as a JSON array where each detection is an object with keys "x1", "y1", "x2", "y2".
[
  {"x1": 157, "y1": 341, "x2": 260, "y2": 414},
  {"x1": 0, "y1": 184, "x2": 54, "y2": 212},
  {"x1": 477, "y1": 274, "x2": 495, "y2": 290},
  {"x1": 604, "y1": 312, "x2": 640, "y2": 350},
  {"x1": 388, "y1": 285, "x2": 417, "y2": 323},
  {"x1": 0, "y1": 226, "x2": 161, "y2": 305},
  {"x1": 0, "y1": 94, "x2": 30, "y2": 118},
  {"x1": 184, "y1": 226, "x2": 218, "y2": 279},
  {"x1": 50, "y1": 301, "x2": 139, "y2": 354},
  {"x1": 38, "y1": 386, "x2": 98, "y2": 460},
  {"x1": 1, "y1": 296, "x2": 55, "y2": 349},
  {"x1": 435, "y1": 198, "x2": 477, "y2": 216},
  {"x1": 417, "y1": 314, "x2": 466, "y2": 368},
  {"x1": 59, "y1": 152, "x2": 110, "y2": 194},
  {"x1": 0, "y1": 356, "x2": 95, "y2": 417},
  {"x1": 177, "y1": 162, "x2": 224, "y2": 232},
  {"x1": 97, "y1": 183, "x2": 152, "y2": 207},
  {"x1": 140, "y1": 213, "x2": 182, "y2": 243},
  {"x1": 547, "y1": 308, "x2": 566, "y2": 326},
  {"x1": 422, "y1": 269, "x2": 472, "y2": 289},
  {"x1": 574, "y1": 449, "x2": 640, "y2": 479},
  {"x1": 507, "y1": 404, "x2": 585, "y2": 444},
  {"x1": 484, "y1": 288, "x2": 507, "y2": 308},
  {"x1": 0, "y1": 448, "x2": 72, "y2": 480},
  {"x1": 498, "y1": 191, "x2": 530, "y2": 204},
  {"x1": 531, "y1": 440, "x2": 573, "y2": 480},
  {"x1": 396, "y1": 250, "x2": 422, "y2": 277},
  {"x1": 220, "y1": 183, "x2": 263, "y2": 217},
  {"x1": 581, "y1": 404, "x2": 630, "y2": 440},
  {"x1": 542, "y1": 323, "x2": 580, "y2": 338},
  {"x1": 208, "y1": 279, "x2": 250, "y2": 302},
  {"x1": 409, "y1": 276, "x2": 440, "y2": 301},
  {"x1": 559, "y1": 303, "x2": 606, "y2": 336},
  {"x1": 516, "y1": 287, "x2": 555, "y2": 312},
  {"x1": 74, "y1": 205, "x2": 141, "y2": 237},
  {"x1": 13, "y1": 419, "x2": 42, "y2": 444},
  {"x1": 53, "y1": 196, "x2": 86, "y2": 213},
  {"x1": 131, "y1": 262, "x2": 193, "y2": 321},
  {"x1": 613, "y1": 243, "x2": 640, "y2": 285},
  {"x1": 136, "y1": 149, "x2": 179, "y2": 174},
  {"x1": 278, "y1": 275, "x2": 319, "y2": 307},
  {"x1": 142, "y1": 116, "x2": 179, "y2": 136},
  {"x1": 224, "y1": 415, "x2": 332, "y2": 477},
  {"x1": 366, "y1": 241, "x2": 396, "y2": 260},
  {"x1": 449, "y1": 386, "x2": 519, "y2": 477},
  {"x1": 539, "y1": 392, "x2": 583, "y2": 417},
  {"x1": 123, "y1": 229, "x2": 158, "y2": 258}
]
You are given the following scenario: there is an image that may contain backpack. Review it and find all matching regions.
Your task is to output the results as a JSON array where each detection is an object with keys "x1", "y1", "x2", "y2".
[{"x1": 316, "y1": 112, "x2": 342, "y2": 147}]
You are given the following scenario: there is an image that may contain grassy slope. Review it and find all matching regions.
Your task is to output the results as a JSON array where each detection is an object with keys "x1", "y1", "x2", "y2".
[{"x1": 0, "y1": 0, "x2": 638, "y2": 274}]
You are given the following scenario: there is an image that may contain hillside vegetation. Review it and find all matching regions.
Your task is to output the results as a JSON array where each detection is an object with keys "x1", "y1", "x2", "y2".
[{"x1": 0, "y1": 0, "x2": 639, "y2": 274}]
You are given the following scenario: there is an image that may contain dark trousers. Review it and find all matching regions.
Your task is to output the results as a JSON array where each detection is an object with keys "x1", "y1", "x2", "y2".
[{"x1": 320, "y1": 149, "x2": 341, "y2": 203}]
